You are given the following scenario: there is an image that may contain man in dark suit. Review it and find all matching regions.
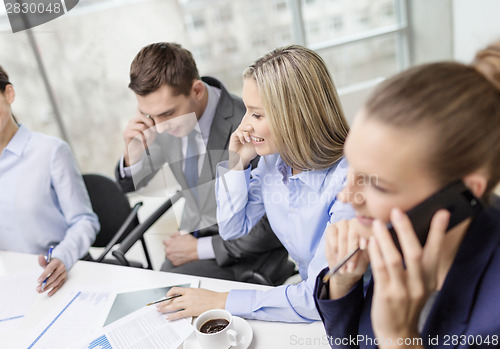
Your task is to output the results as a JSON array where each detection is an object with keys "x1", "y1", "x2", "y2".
[{"x1": 115, "y1": 43, "x2": 295, "y2": 283}]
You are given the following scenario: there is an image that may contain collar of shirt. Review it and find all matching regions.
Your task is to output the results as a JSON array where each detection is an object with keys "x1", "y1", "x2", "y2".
[
  {"x1": 180, "y1": 83, "x2": 221, "y2": 173},
  {"x1": 196, "y1": 82, "x2": 221, "y2": 144},
  {"x1": 276, "y1": 155, "x2": 330, "y2": 192},
  {"x1": 3, "y1": 124, "x2": 30, "y2": 157}
]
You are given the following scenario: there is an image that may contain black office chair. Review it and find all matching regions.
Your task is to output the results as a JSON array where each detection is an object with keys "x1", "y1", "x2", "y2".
[
  {"x1": 112, "y1": 191, "x2": 183, "y2": 266},
  {"x1": 237, "y1": 249, "x2": 298, "y2": 286},
  {"x1": 83, "y1": 173, "x2": 151, "y2": 269}
]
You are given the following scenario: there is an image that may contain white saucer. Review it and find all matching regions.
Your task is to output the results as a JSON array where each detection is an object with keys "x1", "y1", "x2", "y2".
[{"x1": 183, "y1": 316, "x2": 253, "y2": 349}]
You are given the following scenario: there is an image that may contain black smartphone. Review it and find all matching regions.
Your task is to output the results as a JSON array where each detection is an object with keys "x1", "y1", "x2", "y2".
[{"x1": 387, "y1": 181, "x2": 483, "y2": 253}]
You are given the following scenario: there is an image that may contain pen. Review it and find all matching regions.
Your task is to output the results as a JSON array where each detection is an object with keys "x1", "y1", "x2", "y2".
[
  {"x1": 322, "y1": 247, "x2": 361, "y2": 283},
  {"x1": 146, "y1": 294, "x2": 182, "y2": 306},
  {"x1": 41, "y1": 245, "x2": 54, "y2": 291},
  {"x1": 141, "y1": 114, "x2": 156, "y2": 170}
]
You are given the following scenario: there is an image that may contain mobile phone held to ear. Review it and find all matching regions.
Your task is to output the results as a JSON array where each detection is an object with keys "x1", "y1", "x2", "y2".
[{"x1": 387, "y1": 181, "x2": 484, "y2": 253}]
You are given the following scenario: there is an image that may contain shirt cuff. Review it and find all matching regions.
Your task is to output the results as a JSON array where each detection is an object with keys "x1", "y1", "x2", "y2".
[
  {"x1": 216, "y1": 160, "x2": 252, "y2": 177},
  {"x1": 225, "y1": 289, "x2": 256, "y2": 318},
  {"x1": 197, "y1": 236, "x2": 215, "y2": 260},
  {"x1": 52, "y1": 249, "x2": 71, "y2": 271},
  {"x1": 216, "y1": 161, "x2": 252, "y2": 219},
  {"x1": 120, "y1": 155, "x2": 144, "y2": 178}
]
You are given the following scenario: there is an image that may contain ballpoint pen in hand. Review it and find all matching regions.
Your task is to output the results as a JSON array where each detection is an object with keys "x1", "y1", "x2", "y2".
[
  {"x1": 322, "y1": 247, "x2": 361, "y2": 283},
  {"x1": 41, "y1": 245, "x2": 54, "y2": 291},
  {"x1": 146, "y1": 294, "x2": 182, "y2": 306},
  {"x1": 141, "y1": 114, "x2": 156, "y2": 170}
]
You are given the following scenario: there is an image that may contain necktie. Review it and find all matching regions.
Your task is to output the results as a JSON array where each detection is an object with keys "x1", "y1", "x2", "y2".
[{"x1": 185, "y1": 130, "x2": 199, "y2": 201}]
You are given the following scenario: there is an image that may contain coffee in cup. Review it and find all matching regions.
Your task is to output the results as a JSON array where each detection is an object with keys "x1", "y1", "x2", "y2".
[
  {"x1": 194, "y1": 309, "x2": 240, "y2": 349},
  {"x1": 199, "y1": 318, "x2": 230, "y2": 334}
]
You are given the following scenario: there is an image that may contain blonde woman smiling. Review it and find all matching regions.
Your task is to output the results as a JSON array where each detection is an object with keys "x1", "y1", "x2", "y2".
[{"x1": 158, "y1": 45, "x2": 354, "y2": 322}]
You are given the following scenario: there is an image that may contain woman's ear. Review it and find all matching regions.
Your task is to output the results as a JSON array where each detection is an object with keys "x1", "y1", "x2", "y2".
[
  {"x1": 463, "y1": 171, "x2": 489, "y2": 198},
  {"x1": 4, "y1": 84, "x2": 15, "y2": 104}
]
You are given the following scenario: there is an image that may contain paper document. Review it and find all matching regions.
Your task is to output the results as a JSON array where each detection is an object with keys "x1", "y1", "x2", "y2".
[
  {"x1": 25, "y1": 289, "x2": 114, "y2": 349},
  {"x1": 0, "y1": 270, "x2": 39, "y2": 333},
  {"x1": 104, "y1": 282, "x2": 197, "y2": 326},
  {"x1": 81, "y1": 305, "x2": 194, "y2": 349}
]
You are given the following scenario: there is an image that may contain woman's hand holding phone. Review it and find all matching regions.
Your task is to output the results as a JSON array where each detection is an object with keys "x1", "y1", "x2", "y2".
[
  {"x1": 325, "y1": 219, "x2": 370, "y2": 300},
  {"x1": 368, "y1": 208, "x2": 449, "y2": 348}
]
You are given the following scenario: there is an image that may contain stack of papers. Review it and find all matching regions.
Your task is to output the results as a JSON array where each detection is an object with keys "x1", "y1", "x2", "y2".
[
  {"x1": 25, "y1": 290, "x2": 114, "y2": 349},
  {"x1": 24, "y1": 282, "x2": 198, "y2": 349},
  {"x1": 82, "y1": 305, "x2": 193, "y2": 349}
]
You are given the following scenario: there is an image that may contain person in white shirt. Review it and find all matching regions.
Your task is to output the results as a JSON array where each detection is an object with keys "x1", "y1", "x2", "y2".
[
  {"x1": 158, "y1": 45, "x2": 354, "y2": 322},
  {"x1": 0, "y1": 64, "x2": 99, "y2": 296}
]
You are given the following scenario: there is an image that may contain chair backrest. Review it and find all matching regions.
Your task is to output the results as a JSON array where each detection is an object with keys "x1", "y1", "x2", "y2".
[
  {"x1": 83, "y1": 174, "x2": 139, "y2": 247},
  {"x1": 237, "y1": 248, "x2": 297, "y2": 286}
]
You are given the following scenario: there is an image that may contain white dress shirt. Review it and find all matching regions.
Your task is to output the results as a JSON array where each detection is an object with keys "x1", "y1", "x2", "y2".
[
  {"x1": 0, "y1": 125, "x2": 99, "y2": 269},
  {"x1": 216, "y1": 155, "x2": 354, "y2": 322}
]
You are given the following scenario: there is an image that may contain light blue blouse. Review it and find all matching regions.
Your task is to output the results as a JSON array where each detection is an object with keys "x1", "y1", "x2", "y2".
[
  {"x1": 0, "y1": 125, "x2": 99, "y2": 269},
  {"x1": 216, "y1": 154, "x2": 354, "y2": 322}
]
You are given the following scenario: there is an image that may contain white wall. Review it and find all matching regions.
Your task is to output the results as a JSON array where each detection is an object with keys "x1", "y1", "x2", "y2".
[
  {"x1": 338, "y1": 80, "x2": 381, "y2": 124},
  {"x1": 453, "y1": 0, "x2": 500, "y2": 62},
  {"x1": 409, "y1": 0, "x2": 454, "y2": 64}
]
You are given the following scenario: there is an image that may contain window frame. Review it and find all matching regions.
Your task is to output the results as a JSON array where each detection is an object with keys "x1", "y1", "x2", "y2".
[{"x1": 290, "y1": 0, "x2": 411, "y2": 78}]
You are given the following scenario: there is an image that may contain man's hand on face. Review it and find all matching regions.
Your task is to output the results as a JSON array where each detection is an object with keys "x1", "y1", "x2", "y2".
[{"x1": 123, "y1": 111, "x2": 157, "y2": 167}]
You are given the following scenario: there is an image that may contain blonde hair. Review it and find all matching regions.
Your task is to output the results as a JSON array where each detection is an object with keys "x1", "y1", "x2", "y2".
[{"x1": 243, "y1": 45, "x2": 349, "y2": 170}]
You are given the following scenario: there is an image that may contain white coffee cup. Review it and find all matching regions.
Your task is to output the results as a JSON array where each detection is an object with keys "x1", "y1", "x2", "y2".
[{"x1": 194, "y1": 309, "x2": 240, "y2": 349}]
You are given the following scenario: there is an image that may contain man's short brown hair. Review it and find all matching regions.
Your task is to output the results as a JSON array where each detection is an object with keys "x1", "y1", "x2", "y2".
[{"x1": 129, "y1": 42, "x2": 200, "y2": 96}]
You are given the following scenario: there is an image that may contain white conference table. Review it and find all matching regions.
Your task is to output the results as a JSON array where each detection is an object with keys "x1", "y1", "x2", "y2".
[{"x1": 0, "y1": 251, "x2": 330, "y2": 349}]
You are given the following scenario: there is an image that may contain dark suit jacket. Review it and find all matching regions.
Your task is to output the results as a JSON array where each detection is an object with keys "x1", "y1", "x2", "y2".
[
  {"x1": 314, "y1": 201, "x2": 500, "y2": 349},
  {"x1": 115, "y1": 77, "x2": 293, "y2": 284}
]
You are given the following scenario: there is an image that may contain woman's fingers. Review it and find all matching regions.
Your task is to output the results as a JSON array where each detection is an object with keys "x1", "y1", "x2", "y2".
[
  {"x1": 346, "y1": 221, "x2": 361, "y2": 272},
  {"x1": 156, "y1": 296, "x2": 185, "y2": 314},
  {"x1": 371, "y1": 219, "x2": 404, "y2": 283},
  {"x1": 371, "y1": 208, "x2": 449, "y2": 298},
  {"x1": 369, "y1": 208, "x2": 449, "y2": 342},
  {"x1": 421, "y1": 210, "x2": 449, "y2": 284},
  {"x1": 156, "y1": 288, "x2": 228, "y2": 321},
  {"x1": 336, "y1": 220, "x2": 349, "y2": 273},
  {"x1": 37, "y1": 259, "x2": 66, "y2": 294},
  {"x1": 390, "y1": 208, "x2": 422, "y2": 260},
  {"x1": 166, "y1": 286, "x2": 186, "y2": 298},
  {"x1": 235, "y1": 123, "x2": 254, "y2": 144},
  {"x1": 368, "y1": 233, "x2": 389, "y2": 285},
  {"x1": 324, "y1": 223, "x2": 339, "y2": 268},
  {"x1": 423, "y1": 209, "x2": 449, "y2": 258},
  {"x1": 235, "y1": 129, "x2": 246, "y2": 144},
  {"x1": 165, "y1": 309, "x2": 190, "y2": 321},
  {"x1": 46, "y1": 264, "x2": 64, "y2": 287},
  {"x1": 156, "y1": 288, "x2": 185, "y2": 313},
  {"x1": 230, "y1": 126, "x2": 249, "y2": 146},
  {"x1": 47, "y1": 271, "x2": 67, "y2": 296},
  {"x1": 325, "y1": 219, "x2": 368, "y2": 274},
  {"x1": 241, "y1": 130, "x2": 251, "y2": 143},
  {"x1": 37, "y1": 259, "x2": 57, "y2": 286}
]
